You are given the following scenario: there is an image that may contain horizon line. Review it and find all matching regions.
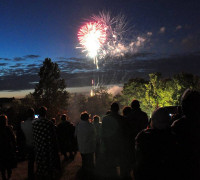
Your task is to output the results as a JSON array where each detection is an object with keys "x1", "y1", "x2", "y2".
[{"x1": 0, "y1": 84, "x2": 123, "y2": 98}]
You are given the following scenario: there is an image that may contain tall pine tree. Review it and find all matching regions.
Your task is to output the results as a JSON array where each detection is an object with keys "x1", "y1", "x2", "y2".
[{"x1": 33, "y1": 58, "x2": 69, "y2": 118}]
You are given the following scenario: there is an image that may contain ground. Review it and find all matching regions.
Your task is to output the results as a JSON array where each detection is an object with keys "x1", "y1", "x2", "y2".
[
  {"x1": 2, "y1": 153, "x2": 134, "y2": 180},
  {"x1": 4, "y1": 153, "x2": 82, "y2": 180}
]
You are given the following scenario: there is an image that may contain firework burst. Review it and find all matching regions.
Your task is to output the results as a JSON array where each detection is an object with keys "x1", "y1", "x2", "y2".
[
  {"x1": 77, "y1": 11, "x2": 146, "y2": 69},
  {"x1": 77, "y1": 22, "x2": 107, "y2": 69}
]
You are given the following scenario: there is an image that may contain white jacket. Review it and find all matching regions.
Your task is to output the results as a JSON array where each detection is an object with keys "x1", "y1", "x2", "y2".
[{"x1": 76, "y1": 120, "x2": 96, "y2": 154}]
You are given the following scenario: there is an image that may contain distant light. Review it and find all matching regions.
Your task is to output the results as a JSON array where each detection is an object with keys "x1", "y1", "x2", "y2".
[{"x1": 90, "y1": 89, "x2": 94, "y2": 97}]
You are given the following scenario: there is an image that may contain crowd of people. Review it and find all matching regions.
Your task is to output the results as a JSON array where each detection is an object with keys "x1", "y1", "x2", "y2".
[{"x1": 0, "y1": 88, "x2": 200, "y2": 180}]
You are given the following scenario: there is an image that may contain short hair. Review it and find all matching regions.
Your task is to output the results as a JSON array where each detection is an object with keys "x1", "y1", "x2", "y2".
[
  {"x1": 111, "y1": 102, "x2": 119, "y2": 112},
  {"x1": 80, "y1": 111, "x2": 89, "y2": 121},
  {"x1": 51, "y1": 118, "x2": 56, "y2": 124},
  {"x1": 27, "y1": 108, "x2": 35, "y2": 118},
  {"x1": 106, "y1": 110, "x2": 111, "y2": 115},
  {"x1": 61, "y1": 114, "x2": 67, "y2": 121},
  {"x1": 131, "y1": 100, "x2": 140, "y2": 109},
  {"x1": 38, "y1": 106, "x2": 47, "y2": 117},
  {"x1": 123, "y1": 106, "x2": 132, "y2": 116},
  {"x1": 181, "y1": 89, "x2": 200, "y2": 118},
  {"x1": 0, "y1": 114, "x2": 8, "y2": 127},
  {"x1": 93, "y1": 115, "x2": 100, "y2": 123},
  {"x1": 151, "y1": 108, "x2": 170, "y2": 130}
]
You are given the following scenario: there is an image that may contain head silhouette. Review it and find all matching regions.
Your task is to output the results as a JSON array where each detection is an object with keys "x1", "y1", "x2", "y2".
[
  {"x1": 181, "y1": 89, "x2": 200, "y2": 119},
  {"x1": 123, "y1": 106, "x2": 132, "y2": 116},
  {"x1": 111, "y1": 102, "x2": 119, "y2": 113},
  {"x1": 80, "y1": 111, "x2": 89, "y2": 121},
  {"x1": 151, "y1": 108, "x2": 170, "y2": 130},
  {"x1": 106, "y1": 110, "x2": 111, "y2": 115},
  {"x1": 39, "y1": 106, "x2": 47, "y2": 118},
  {"x1": 61, "y1": 114, "x2": 67, "y2": 121},
  {"x1": 93, "y1": 115, "x2": 100, "y2": 124},
  {"x1": 131, "y1": 100, "x2": 140, "y2": 109},
  {"x1": 51, "y1": 118, "x2": 56, "y2": 125},
  {"x1": 27, "y1": 108, "x2": 35, "y2": 119}
]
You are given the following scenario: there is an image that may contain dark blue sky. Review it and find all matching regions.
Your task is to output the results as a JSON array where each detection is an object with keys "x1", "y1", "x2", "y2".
[{"x1": 0, "y1": 0, "x2": 200, "y2": 93}]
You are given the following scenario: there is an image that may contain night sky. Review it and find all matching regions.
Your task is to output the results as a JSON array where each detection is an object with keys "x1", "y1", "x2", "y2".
[{"x1": 0, "y1": 0, "x2": 200, "y2": 96}]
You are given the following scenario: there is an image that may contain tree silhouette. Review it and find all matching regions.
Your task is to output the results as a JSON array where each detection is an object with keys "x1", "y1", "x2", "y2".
[{"x1": 33, "y1": 58, "x2": 69, "y2": 118}]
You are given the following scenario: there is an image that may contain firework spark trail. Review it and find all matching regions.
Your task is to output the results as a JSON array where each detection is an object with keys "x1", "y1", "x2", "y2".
[
  {"x1": 77, "y1": 11, "x2": 146, "y2": 69},
  {"x1": 77, "y1": 22, "x2": 107, "y2": 69},
  {"x1": 91, "y1": 11, "x2": 146, "y2": 60},
  {"x1": 77, "y1": 11, "x2": 147, "y2": 96}
]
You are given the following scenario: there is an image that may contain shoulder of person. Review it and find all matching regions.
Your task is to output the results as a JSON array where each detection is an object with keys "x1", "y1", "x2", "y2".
[
  {"x1": 102, "y1": 114, "x2": 113, "y2": 124},
  {"x1": 171, "y1": 116, "x2": 187, "y2": 129},
  {"x1": 140, "y1": 110, "x2": 148, "y2": 116},
  {"x1": 102, "y1": 114, "x2": 110, "y2": 120},
  {"x1": 32, "y1": 119, "x2": 40, "y2": 125},
  {"x1": 135, "y1": 128, "x2": 152, "y2": 143}
]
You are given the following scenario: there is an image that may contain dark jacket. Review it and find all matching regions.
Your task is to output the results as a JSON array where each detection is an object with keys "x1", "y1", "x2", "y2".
[
  {"x1": 0, "y1": 126, "x2": 17, "y2": 169},
  {"x1": 127, "y1": 108, "x2": 148, "y2": 139},
  {"x1": 125, "y1": 108, "x2": 148, "y2": 166},
  {"x1": 57, "y1": 121, "x2": 76, "y2": 152},
  {"x1": 102, "y1": 112, "x2": 123, "y2": 165},
  {"x1": 135, "y1": 128, "x2": 177, "y2": 180},
  {"x1": 171, "y1": 116, "x2": 200, "y2": 180}
]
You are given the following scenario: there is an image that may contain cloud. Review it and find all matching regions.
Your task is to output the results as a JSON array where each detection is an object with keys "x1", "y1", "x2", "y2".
[
  {"x1": 5, "y1": 58, "x2": 12, "y2": 61},
  {"x1": 1, "y1": 53, "x2": 200, "y2": 91},
  {"x1": 60, "y1": 60, "x2": 95, "y2": 73},
  {"x1": 0, "y1": 63, "x2": 8, "y2": 66},
  {"x1": 57, "y1": 52, "x2": 154, "y2": 74},
  {"x1": 147, "y1": 32, "x2": 153, "y2": 36},
  {"x1": 13, "y1": 55, "x2": 40, "y2": 61},
  {"x1": 9, "y1": 63, "x2": 23, "y2": 68},
  {"x1": 159, "y1": 27, "x2": 165, "y2": 33},
  {"x1": 13, "y1": 57, "x2": 25, "y2": 61},
  {"x1": 24, "y1": 55, "x2": 40, "y2": 59},
  {"x1": 27, "y1": 64, "x2": 39, "y2": 68},
  {"x1": 0, "y1": 74, "x2": 39, "y2": 91},
  {"x1": 57, "y1": 57, "x2": 82, "y2": 64},
  {"x1": 121, "y1": 52, "x2": 154, "y2": 60},
  {"x1": 176, "y1": 25, "x2": 182, "y2": 31},
  {"x1": 0, "y1": 58, "x2": 12, "y2": 61},
  {"x1": 181, "y1": 33, "x2": 200, "y2": 51}
]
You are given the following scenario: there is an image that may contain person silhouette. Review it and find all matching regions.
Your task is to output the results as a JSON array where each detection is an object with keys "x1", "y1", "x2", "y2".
[
  {"x1": 76, "y1": 111, "x2": 96, "y2": 178},
  {"x1": 101, "y1": 102, "x2": 123, "y2": 178},
  {"x1": 21, "y1": 108, "x2": 35, "y2": 180},
  {"x1": 135, "y1": 108, "x2": 177, "y2": 180},
  {"x1": 0, "y1": 114, "x2": 17, "y2": 180},
  {"x1": 126, "y1": 100, "x2": 148, "y2": 171},
  {"x1": 32, "y1": 106, "x2": 60, "y2": 179},
  {"x1": 172, "y1": 89, "x2": 200, "y2": 180},
  {"x1": 57, "y1": 114, "x2": 76, "y2": 161}
]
